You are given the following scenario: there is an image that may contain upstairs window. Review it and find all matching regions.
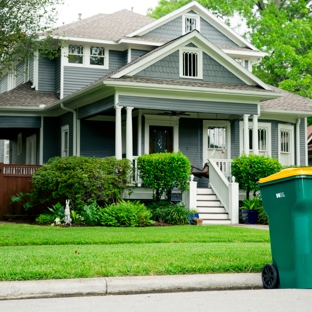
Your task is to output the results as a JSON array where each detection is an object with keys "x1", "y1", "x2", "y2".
[
  {"x1": 180, "y1": 48, "x2": 202, "y2": 79},
  {"x1": 90, "y1": 46, "x2": 105, "y2": 66},
  {"x1": 68, "y1": 45, "x2": 83, "y2": 64},
  {"x1": 183, "y1": 14, "x2": 200, "y2": 34}
]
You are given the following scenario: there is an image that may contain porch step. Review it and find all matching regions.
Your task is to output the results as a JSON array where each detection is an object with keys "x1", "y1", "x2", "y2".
[{"x1": 195, "y1": 188, "x2": 230, "y2": 225}]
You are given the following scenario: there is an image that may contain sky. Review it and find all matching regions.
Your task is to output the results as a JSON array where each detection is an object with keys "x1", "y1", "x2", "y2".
[{"x1": 56, "y1": 0, "x2": 160, "y2": 25}]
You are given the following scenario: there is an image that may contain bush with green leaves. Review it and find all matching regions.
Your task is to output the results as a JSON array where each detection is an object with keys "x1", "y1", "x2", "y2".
[
  {"x1": 232, "y1": 154, "x2": 282, "y2": 199},
  {"x1": 137, "y1": 151, "x2": 191, "y2": 201},
  {"x1": 80, "y1": 201, "x2": 101, "y2": 225},
  {"x1": 98, "y1": 200, "x2": 154, "y2": 227},
  {"x1": 18, "y1": 156, "x2": 132, "y2": 211},
  {"x1": 147, "y1": 201, "x2": 191, "y2": 225}
]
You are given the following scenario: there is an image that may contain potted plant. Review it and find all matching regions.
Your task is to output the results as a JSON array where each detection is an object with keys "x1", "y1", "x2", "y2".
[
  {"x1": 240, "y1": 196, "x2": 262, "y2": 224},
  {"x1": 189, "y1": 209, "x2": 199, "y2": 225}
]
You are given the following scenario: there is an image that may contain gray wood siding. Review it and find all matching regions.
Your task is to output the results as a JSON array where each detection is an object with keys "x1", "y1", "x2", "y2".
[
  {"x1": 119, "y1": 96, "x2": 258, "y2": 115},
  {"x1": 200, "y1": 18, "x2": 238, "y2": 46},
  {"x1": 55, "y1": 56, "x2": 61, "y2": 98},
  {"x1": 78, "y1": 95, "x2": 114, "y2": 119},
  {"x1": 16, "y1": 62, "x2": 25, "y2": 86},
  {"x1": 300, "y1": 118, "x2": 306, "y2": 165},
  {"x1": 43, "y1": 117, "x2": 60, "y2": 163},
  {"x1": 0, "y1": 74, "x2": 8, "y2": 94},
  {"x1": 203, "y1": 53, "x2": 244, "y2": 84},
  {"x1": 145, "y1": 16, "x2": 182, "y2": 40},
  {"x1": 29, "y1": 59, "x2": 34, "y2": 84},
  {"x1": 270, "y1": 120, "x2": 279, "y2": 159},
  {"x1": 131, "y1": 49, "x2": 149, "y2": 61},
  {"x1": 60, "y1": 112, "x2": 73, "y2": 156},
  {"x1": 80, "y1": 120, "x2": 115, "y2": 157},
  {"x1": 0, "y1": 116, "x2": 41, "y2": 128},
  {"x1": 38, "y1": 55, "x2": 55, "y2": 92},
  {"x1": 135, "y1": 51, "x2": 245, "y2": 84},
  {"x1": 63, "y1": 50, "x2": 127, "y2": 97},
  {"x1": 231, "y1": 119, "x2": 240, "y2": 159}
]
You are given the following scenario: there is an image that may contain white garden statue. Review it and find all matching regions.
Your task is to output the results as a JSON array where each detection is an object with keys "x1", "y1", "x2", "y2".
[{"x1": 64, "y1": 199, "x2": 72, "y2": 226}]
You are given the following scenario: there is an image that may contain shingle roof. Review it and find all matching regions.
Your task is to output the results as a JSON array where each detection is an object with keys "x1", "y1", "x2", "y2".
[
  {"x1": 260, "y1": 85, "x2": 312, "y2": 113},
  {"x1": 53, "y1": 10, "x2": 154, "y2": 41},
  {"x1": 0, "y1": 81, "x2": 58, "y2": 107}
]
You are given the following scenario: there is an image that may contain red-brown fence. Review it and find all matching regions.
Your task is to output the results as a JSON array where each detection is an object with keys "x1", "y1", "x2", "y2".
[{"x1": 0, "y1": 163, "x2": 41, "y2": 219}]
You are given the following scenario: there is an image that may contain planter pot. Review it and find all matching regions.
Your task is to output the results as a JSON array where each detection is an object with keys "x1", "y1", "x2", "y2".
[
  {"x1": 240, "y1": 209, "x2": 249, "y2": 224},
  {"x1": 247, "y1": 210, "x2": 259, "y2": 224},
  {"x1": 189, "y1": 213, "x2": 199, "y2": 225}
]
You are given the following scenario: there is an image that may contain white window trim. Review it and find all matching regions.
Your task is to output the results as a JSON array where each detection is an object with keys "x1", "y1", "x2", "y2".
[
  {"x1": 4, "y1": 140, "x2": 9, "y2": 164},
  {"x1": 144, "y1": 115, "x2": 179, "y2": 155},
  {"x1": 17, "y1": 133, "x2": 22, "y2": 156},
  {"x1": 278, "y1": 123, "x2": 294, "y2": 165},
  {"x1": 239, "y1": 121, "x2": 272, "y2": 157},
  {"x1": 26, "y1": 134, "x2": 36, "y2": 165},
  {"x1": 61, "y1": 125, "x2": 70, "y2": 158},
  {"x1": 182, "y1": 14, "x2": 200, "y2": 35},
  {"x1": 179, "y1": 47, "x2": 203, "y2": 79},
  {"x1": 63, "y1": 44, "x2": 109, "y2": 69},
  {"x1": 203, "y1": 120, "x2": 231, "y2": 161}
]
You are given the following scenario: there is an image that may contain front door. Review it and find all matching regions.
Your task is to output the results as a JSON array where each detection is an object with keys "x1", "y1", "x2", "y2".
[
  {"x1": 149, "y1": 126, "x2": 173, "y2": 153},
  {"x1": 278, "y1": 124, "x2": 294, "y2": 166}
]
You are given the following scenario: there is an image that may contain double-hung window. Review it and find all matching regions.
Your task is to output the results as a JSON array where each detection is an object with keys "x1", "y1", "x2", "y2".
[
  {"x1": 90, "y1": 46, "x2": 105, "y2": 66},
  {"x1": 180, "y1": 48, "x2": 202, "y2": 79},
  {"x1": 68, "y1": 45, "x2": 83, "y2": 64}
]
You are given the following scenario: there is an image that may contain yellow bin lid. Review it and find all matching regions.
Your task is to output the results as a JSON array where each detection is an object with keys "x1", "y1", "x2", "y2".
[{"x1": 259, "y1": 167, "x2": 312, "y2": 184}]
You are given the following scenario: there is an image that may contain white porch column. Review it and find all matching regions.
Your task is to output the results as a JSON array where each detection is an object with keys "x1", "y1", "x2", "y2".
[
  {"x1": 115, "y1": 104, "x2": 123, "y2": 160},
  {"x1": 296, "y1": 118, "x2": 301, "y2": 166},
  {"x1": 126, "y1": 107, "x2": 134, "y2": 161},
  {"x1": 243, "y1": 114, "x2": 250, "y2": 154},
  {"x1": 252, "y1": 115, "x2": 259, "y2": 155}
]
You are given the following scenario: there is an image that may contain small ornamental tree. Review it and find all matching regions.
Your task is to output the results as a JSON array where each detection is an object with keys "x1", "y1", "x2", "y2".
[
  {"x1": 28, "y1": 156, "x2": 132, "y2": 211},
  {"x1": 231, "y1": 154, "x2": 282, "y2": 199},
  {"x1": 137, "y1": 151, "x2": 191, "y2": 201}
]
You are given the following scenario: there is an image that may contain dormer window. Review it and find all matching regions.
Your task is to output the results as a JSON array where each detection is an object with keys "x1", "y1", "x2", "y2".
[
  {"x1": 179, "y1": 47, "x2": 202, "y2": 79},
  {"x1": 183, "y1": 14, "x2": 200, "y2": 34},
  {"x1": 68, "y1": 45, "x2": 83, "y2": 64},
  {"x1": 90, "y1": 46, "x2": 105, "y2": 66}
]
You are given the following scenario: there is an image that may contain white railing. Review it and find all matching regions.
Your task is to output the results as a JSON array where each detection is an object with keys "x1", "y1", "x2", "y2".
[
  {"x1": 132, "y1": 156, "x2": 142, "y2": 186},
  {"x1": 208, "y1": 159, "x2": 239, "y2": 224}
]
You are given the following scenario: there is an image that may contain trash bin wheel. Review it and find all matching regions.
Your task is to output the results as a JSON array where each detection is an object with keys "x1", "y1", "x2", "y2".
[{"x1": 262, "y1": 264, "x2": 279, "y2": 289}]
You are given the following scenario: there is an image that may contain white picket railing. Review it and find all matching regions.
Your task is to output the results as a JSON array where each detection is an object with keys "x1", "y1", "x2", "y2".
[{"x1": 208, "y1": 159, "x2": 239, "y2": 224}]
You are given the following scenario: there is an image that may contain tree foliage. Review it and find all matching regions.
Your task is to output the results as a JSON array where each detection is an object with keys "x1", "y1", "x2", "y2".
[
  {"x1": 0, "y1": 0, "x2": 62, "y2": 76},
  {"x1": 149, "y1": 1, "x2": 312, "y2": 119}
]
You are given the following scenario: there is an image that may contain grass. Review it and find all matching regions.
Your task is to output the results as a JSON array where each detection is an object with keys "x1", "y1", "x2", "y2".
[{"x1": 0, "y1": 223, "x2": 271, "y2": 281}]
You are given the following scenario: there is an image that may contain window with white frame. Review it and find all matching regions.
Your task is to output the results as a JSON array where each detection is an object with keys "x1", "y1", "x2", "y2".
[
  {"x1": 90, "y1": 46, "x2": 105, "y2": 66},
  {"x1": 235, "y1": 58, "x2": 250, "y2": 71},
  {"x1": 240, "y1": 122, "x2": 271, "y2": 156},
  {"x1": 61, "y1": 125, "x2": 69, "y2": 157},
  {"x1": 180, "y1": 48, "x2": 202, "y2": 79},
  {"x1": 280, "y1": 130, "x2": 290, "y2": 153},
  {"x1": 68, "y1": 45, "x2": 84, "y2": 64},
  {"x1": 4, "y1": 140, "x2": 10, "y2": 164},
  {"x1": 183, "y1": 14, "x2": 200, "y2": 34}
]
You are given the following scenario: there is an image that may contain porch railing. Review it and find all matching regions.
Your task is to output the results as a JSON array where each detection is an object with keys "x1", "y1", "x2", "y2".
[{"x1": 208, "y1": 159, "x2": 239, "y2": 224}]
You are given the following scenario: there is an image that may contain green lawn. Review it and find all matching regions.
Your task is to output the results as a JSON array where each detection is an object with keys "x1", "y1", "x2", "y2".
[{"x1": 0, "y1": 223, "x2": 271, "y2": 281}]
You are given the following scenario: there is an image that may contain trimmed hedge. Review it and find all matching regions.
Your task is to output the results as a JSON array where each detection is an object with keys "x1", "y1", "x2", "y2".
[{"x1": 137, "y1": 151, "x2": 191, "y2": 201}]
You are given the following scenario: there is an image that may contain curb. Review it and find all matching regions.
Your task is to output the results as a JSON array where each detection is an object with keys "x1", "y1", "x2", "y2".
[{"x1": 0, "y1": 273, "x2": 263, "y2": 300}]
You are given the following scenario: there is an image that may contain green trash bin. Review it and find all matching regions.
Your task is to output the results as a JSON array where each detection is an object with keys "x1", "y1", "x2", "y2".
[{"x1": 259, "y1": 168, "x2": 312, "y2": 289}]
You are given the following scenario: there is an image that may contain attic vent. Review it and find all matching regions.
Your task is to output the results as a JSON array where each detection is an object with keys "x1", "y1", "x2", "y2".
[
  {"x1": 183, "y1": 52, "x2": 198, "y2": 77},
  {"x1": 183, "y1": 14, "x2": 200, "y2": 34}
]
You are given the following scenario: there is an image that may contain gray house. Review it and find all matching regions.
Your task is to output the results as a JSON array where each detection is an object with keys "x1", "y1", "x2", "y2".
[{"x1": 1, "y1": 2, "x2": 312, "y2": 223}]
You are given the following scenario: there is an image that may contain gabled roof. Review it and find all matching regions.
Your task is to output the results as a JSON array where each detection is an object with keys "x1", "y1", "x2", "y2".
[
  {"x1": 127, "y1": 1, "x2": 260, "y2": 51},
  {"x1": 0, "y1": 81, "x2": 58, "y2": 108},
  {"x1": 52, "y1": 10, "x2": 154, "y2": 42}
]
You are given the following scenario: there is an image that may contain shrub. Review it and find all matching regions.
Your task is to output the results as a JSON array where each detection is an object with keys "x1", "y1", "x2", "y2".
[
  {"x1": 19, "y1": 156, "x2": 133, "y2": 211},
  {"x1": 137, "y1": 151, "x2": 191, "y2": 201},
  {"x1": 35, "y1": 213, "x2": 54, "y2": 224},
  {"x1": 98, "y1": 200, "x2": 154, "y2": 227},
  {"x1": 80, "y1": 201, "x2": 100, "y2": 225},
  {"x1": 231, "y1": 154, "x2": 282, "y2": 199},
  {"x1": 147, "y1": 201, "x2": 190, "y2": 225}
]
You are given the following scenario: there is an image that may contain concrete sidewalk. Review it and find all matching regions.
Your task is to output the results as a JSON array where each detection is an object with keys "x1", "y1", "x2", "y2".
[{"x1": 0, "y1": 273, "x2": 263, "y2": 300}]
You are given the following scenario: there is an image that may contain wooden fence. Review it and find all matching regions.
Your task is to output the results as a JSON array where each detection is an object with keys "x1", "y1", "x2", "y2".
[{"x1": 0, "y1": 163, "x2": 41, "y2": 220}]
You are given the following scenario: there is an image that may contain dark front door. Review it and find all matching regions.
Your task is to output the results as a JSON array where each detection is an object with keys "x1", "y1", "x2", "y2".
[{"x1": 149, "y1": 126, "x2": 173, "y2": 153}]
